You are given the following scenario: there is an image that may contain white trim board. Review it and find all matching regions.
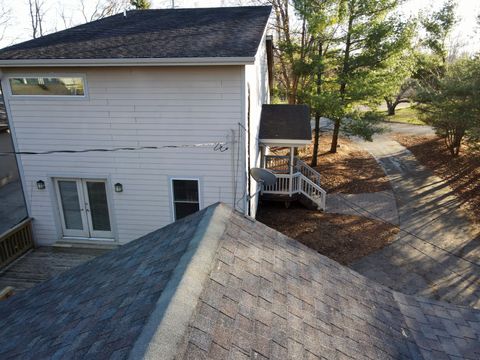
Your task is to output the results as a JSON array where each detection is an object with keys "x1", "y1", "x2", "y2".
[
  {"x1": 0, "y1": 57, "x2": 255, "y2": 68},
  {"x1": 260, "y1": 139, "x2": 311, "y2": 146}
]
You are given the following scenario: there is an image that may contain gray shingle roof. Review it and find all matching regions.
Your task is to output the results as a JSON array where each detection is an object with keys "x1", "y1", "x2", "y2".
[
  {"x1": 0, "y1": 7, "x2": 271, "y2": 62},
  {"x1": 1, "y1": 203, "x2": 479, "y2": 359},
  {"x1": 259, "y1": 104, "x2": 312, "y2": 141}
]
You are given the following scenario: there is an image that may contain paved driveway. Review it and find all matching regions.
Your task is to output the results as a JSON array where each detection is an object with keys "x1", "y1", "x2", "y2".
[{"x1": 351, "y1": 125, "x2": 480, "y2": 308}]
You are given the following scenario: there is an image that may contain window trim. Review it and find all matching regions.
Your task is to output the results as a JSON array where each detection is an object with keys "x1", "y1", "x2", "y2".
[
  {"x1": 6, "y1": 73, "x2": 88, "y2": 99},
  {"x1": 170, "y1": 177, "x2": 202, "y2": 221}
]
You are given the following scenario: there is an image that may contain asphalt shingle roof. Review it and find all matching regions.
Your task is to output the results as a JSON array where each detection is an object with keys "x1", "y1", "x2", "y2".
[
  {"x1": 0, "y1": 7, "x2": 271, "y2": 61},
  {"x1": 0, "y1": 203, "x2": 479, "y2": 359},
  {"x1": 259, "y1": 104, "x2": 312, "y2": 141}
]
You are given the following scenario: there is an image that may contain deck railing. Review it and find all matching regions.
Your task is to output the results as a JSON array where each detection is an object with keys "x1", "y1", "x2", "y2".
[
  {"x1": 0, "y1": 218, "x2": 34, "y2": 269},
  {"x1": 262, "y1": 172, "x2": 326, "y2": 210},
  {"x1": 295, "y1": 158, "x2": 321, "y2": 186},
  {"x1": 265, "y1": 155, "x2": 290, "y2": 173}
]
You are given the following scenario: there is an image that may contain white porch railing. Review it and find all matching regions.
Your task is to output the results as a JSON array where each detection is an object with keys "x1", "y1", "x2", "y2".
[
  {"x1": 265, "y1": 155, "x2": 321, "y2": 185},
  {"x1": 264, "y1": 155, "x2": 290, "y2": 173},
  {"x1": 295, "y1": 158, "x2": 321, "y2": 186},
  {"x1": 261, "y1": 171, "x2": 326, "y2": 210}
]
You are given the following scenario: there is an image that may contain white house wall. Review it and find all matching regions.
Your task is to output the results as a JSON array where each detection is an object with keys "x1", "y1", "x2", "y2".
[
  {"x1": 2, "y1": 66, "x2": 246, "y2": 245},
  {"x1": 245, "y1": 33, "x2": 270, "y2": 217}
]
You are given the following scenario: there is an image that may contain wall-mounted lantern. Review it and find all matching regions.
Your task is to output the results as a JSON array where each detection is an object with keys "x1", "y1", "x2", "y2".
[
  {"x1": 114, "y1": 183, "x2": 123, "y2": 193},
  {"x1": 36, "y1": 180, "x2": 45, "y2": 190}
]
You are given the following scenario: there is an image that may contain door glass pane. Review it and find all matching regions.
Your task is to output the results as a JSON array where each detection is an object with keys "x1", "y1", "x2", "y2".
[
  {"x1": 58, "y1": 181, "x2": 83, "y2": 230},
  {"x1": 86, "y1": 182, "x2": 111, "y2": 231},
  {"x1": 173, "y1": 180, "x2": 199, "y2": 202},
  {"x1": 175, "y1": 202, "x2": 200, "y2": 220}
]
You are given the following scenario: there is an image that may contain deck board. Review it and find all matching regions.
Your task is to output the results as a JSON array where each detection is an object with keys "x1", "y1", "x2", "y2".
[{"x1": 0, "y1": 246, "x2": 110, "y2": 293}]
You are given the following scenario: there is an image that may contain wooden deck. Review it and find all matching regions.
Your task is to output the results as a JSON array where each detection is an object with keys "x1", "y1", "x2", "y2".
[{"x1": 0, "y1": 246, "x2": 111, "y2": 293}]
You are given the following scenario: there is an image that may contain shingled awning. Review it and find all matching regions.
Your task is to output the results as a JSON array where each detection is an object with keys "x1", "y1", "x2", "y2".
[{"x1": 259, "y1": 104, "x2": 312, "y2": 147}]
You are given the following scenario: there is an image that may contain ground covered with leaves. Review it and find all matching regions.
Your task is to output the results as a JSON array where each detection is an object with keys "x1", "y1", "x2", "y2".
[
  {"x1": 395, "y1": 135, "x2": 480, "y2": 222},
  {"x1": 261, "y1": 134, "x2": 395, "y2": 263},
  {"x1": 273, "y1": 134, "x2": 391, "y2": 193},
  {"x1": 257, "y1": 202, "x2": 399, "y2": 265}
]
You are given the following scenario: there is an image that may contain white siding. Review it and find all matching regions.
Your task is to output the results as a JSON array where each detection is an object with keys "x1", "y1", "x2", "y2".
[
  {"x1": 3, "y1": 66, "x2": 246, "y2": 245},
  {"x1": 245, "y1": 32, "x2": 270, "y2": 217}
]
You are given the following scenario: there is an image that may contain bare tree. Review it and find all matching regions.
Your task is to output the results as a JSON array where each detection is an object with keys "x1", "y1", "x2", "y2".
[
  {"x1": 0, "y1": 2, "x2": 11, "y2": 42},
  {"x1": 80, "y1": 0, "x2": 129, "y2": 22},
  {"x1": 28, "y1": 0, "x2": 46, "y2": 39}
]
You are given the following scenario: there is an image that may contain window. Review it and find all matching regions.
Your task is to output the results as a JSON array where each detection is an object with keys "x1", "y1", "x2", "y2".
[
  {"x1": 9, "y1": 76, "x2": 85, "y2": 96},
  {"x1": 172, "y1": 179, "x2": 200, "y2": 220}
]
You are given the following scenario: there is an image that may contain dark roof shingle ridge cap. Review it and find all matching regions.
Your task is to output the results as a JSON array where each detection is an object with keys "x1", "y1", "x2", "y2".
[{"x1": 129, "y1": 202, "x2": 232, "y2": 360}]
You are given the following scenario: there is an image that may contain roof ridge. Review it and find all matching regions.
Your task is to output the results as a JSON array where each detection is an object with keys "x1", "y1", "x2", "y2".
[{"x1": 128, "y1": 202, "x2": 232, "y2": 360}]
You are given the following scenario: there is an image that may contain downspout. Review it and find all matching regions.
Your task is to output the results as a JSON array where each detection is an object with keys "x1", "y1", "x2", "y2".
[
  {"x1": 246, "y1": 86, "x2": 251, "y2": 217},
  {"x1": 231, "y1": 129, "x2": 236, "y2": 210}
]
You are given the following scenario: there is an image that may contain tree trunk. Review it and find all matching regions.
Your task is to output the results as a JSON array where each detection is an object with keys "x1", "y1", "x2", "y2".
[
  {"x1": 311, "y1": 40, "x2": 323, "y2": 167},
  {"x1": 311, "y1": 112, "x2": 321, "y2": 167},
  {"x1": 385, "y1": 98, "x2": 395, "y2": 116},
  {"x1": 330, "y1": 118, "x2": 341, "y2": 153},
  {"x1": 331, "y1": 11, "x2": 353, "y2": 153}
]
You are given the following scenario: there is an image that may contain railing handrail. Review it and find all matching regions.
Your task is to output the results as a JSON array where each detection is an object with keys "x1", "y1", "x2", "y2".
[
  {"x1": 0, "y1": 218, "x2": 34, "y2": 270},
  {"x1": 0, "y1": 217, "x2": 32, "y2": 240},
  {"x1": 295, "y1": 158, "x2": 321, "y2": 184},
  {"x1": 265, "y1": 155, "x2": 290, "y2": 159}
]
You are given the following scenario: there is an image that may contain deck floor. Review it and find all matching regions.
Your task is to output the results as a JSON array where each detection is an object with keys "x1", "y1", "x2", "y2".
[{"x1": 0, "y1": 246, "x2": 110, "y2": 292}]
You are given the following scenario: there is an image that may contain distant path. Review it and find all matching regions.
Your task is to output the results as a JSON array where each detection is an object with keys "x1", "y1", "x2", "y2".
[{"x1": 351, "y1": 123, "x2": 480, "y2": 308}]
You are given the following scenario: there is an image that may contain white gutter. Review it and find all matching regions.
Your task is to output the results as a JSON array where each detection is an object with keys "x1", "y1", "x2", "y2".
[{"x1": 0, "y1": 56, "x2": 255, "y2": 67}]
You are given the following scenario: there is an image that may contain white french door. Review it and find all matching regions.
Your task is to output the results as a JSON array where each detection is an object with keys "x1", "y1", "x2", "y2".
[{"x1": 55, "y1": 178, "x2": 113, "y2": 239}]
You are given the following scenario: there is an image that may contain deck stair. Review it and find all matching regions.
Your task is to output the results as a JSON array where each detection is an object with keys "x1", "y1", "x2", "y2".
[{"x1": 262, "y1": 155, "x2": 326, "y2": 210}]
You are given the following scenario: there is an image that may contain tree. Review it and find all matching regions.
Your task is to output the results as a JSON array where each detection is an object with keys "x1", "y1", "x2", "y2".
[
  {"x1": 293, "y1": 0, "x2": 340, "y2": 166},
  {"x1": 380, "y1": 48, "x2": 416, "y2": 116},
  {"x1": 328, "y1": 0, "x2": 411, "y2": 153},
  {"x1": 80, "y1": 0, "x2": 129, "y2": 22},
  {"x1": 28, "y1": 0, "x2": 46, "y2": 38},
  {"x1": 0, "y1": 2, "x2": 11, "y2": 42},
  {"x1": 130, "y1": 0, "x2": 151, "y2": 9},
  {"x1": 416, "y1": 57, "x2": 480, "y2": 156},
  {"x1": 420, "y1": 0, "x2": 457, "y2": 65},
  {"x1": 266, "y1": 0, "x2": 317, "y2": 104}
]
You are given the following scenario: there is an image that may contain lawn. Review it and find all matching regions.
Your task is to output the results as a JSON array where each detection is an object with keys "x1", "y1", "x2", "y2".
[{"x1": 382, "y1": 106, "x2": 425, "y2": 125}]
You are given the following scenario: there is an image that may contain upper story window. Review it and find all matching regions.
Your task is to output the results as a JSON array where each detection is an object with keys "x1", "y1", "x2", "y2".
[{"x1": 9, "y1": 76, "x2": 85, "y2": 96}]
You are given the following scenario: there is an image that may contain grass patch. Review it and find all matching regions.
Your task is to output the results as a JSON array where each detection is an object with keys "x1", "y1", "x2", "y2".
[{"x1": 383, "y1": 106, "x2": 425, "y2": 125}]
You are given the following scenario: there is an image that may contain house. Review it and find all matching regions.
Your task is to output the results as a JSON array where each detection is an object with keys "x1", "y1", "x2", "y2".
[
  {"x1": 0, "y1": 6, "x2": 325, "y2": 247},
  {"x1": 0, "y1": 203, "x2": 478, "y2": 359},
  {"x1": 0, "y1": 6, "x2": 278, "y2": 246}
]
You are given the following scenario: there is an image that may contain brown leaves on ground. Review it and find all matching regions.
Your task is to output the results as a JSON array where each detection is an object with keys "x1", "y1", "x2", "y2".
[
  {"x1": 395, "y1": 135, "x2": 480, "y2": 222},
  {"x1": 272, "y1": 135, "x2": 391, "y2": 193},
  {"x1": 257, "y1": 202, "x2": 399, "y2": 265}
]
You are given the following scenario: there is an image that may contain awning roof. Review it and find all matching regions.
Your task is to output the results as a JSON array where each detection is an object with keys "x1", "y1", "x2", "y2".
[{"x1": 259, "y1": 104, "x2": 312, "y2": 146}]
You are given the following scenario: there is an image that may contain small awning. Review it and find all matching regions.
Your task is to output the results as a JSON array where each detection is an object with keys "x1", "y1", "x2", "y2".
[{"x1": 259, "y1": 104, "x2": 312, "y2": 147}]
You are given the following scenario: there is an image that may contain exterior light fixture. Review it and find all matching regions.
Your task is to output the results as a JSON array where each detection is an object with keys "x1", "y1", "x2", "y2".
[
  {"x1": 114, "y1": 183, "x2": 123, "y2": 193},
  {"x1": 36, "y1": 180, "x2": 45, "y2": 190}
]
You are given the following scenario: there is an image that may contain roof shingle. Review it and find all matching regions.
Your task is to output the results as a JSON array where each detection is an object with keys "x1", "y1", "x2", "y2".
[
  {"x1": 0, "y1": 203, "x2": 479, "y2": 359},
  {"x1": 0, "y1": 7, "x2": 271, "y2": 61}
]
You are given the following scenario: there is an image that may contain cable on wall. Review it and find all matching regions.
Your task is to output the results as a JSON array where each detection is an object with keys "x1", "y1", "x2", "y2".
[{"x1": 0, "y1": 142, "x2": 229, "y2": 156}]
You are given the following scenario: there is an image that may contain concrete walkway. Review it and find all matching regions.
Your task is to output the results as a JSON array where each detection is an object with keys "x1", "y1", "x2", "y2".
[
  {"x1": 350, "y1": 128, "x2": 480, "y2": 308},
  {"x1": 326, "y1": 191, "x2": 399, "y2": 225}
]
